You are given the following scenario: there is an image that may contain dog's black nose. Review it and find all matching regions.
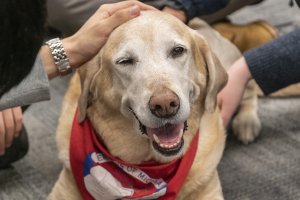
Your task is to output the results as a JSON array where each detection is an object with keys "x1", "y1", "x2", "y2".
[{"x1": 149, "y1": 88, "x2": 180, "y2": 118}]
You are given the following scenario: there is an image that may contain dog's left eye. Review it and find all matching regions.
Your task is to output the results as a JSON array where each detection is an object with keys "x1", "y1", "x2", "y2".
[
  {"x1": 170, "y1": 46, "x2": 186, "y2": 58},
  {"x1": 116, "y1": 58, "x2": 135, "y2": 66}
]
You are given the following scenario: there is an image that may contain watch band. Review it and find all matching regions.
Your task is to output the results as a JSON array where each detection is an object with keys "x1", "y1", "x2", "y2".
[{"x1": 45, "y1": 38, "x2": 72, "y2": 76}]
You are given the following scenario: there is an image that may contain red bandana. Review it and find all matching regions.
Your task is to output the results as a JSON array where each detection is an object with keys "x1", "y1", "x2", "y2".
[{"x1": 70, "y1": 110, "x2": 199, "y2": 200}]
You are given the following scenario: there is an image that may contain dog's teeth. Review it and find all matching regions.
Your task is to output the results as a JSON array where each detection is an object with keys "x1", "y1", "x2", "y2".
[
  {"x1": 179, "y1": 128, "x2": 184, "y2": 139},
  {"x1": 153, "y1": 134, "x2": 160, "y2": 144},
  {"x1": 154, "y1": 129, "x2": 184, "y2": 149}
]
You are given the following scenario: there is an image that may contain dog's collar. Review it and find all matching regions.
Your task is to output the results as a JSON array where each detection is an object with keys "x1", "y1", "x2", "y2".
[{"x1": 70, "y1": 109, "x2": 199, "y2": 200}]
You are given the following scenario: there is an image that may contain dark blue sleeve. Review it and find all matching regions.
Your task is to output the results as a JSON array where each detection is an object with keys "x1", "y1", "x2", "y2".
[{"x1": 244, "y1": 28, "x2": 300, "y2": 95}]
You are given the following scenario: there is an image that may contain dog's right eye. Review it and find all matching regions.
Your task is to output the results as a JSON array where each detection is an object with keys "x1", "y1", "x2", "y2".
[
  {"x1": 116, "y1": 58, "x2": 135, "y2": 66},
  {"x1": 170, "y1": 46, "x2": 186, "y2": 58}
]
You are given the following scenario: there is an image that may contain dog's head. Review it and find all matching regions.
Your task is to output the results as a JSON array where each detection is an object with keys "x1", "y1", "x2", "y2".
[{"x1": 77, "y1": 11, "x2": 227, "y2": 163}]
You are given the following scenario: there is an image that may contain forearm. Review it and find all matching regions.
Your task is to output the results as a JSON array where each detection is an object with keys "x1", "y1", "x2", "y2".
[
  {"x1": 228, "y1": 57, "x2": 252, "y2": 88},
  {"x1": 0, "y1": 33, "x2": 86, "y2": 109},
  {"x1": 217, "y1": 56, "x2": 252, "y2": 127},
  {"x1": 0, "y1": 40, "x2": 75, "y2": 110}
]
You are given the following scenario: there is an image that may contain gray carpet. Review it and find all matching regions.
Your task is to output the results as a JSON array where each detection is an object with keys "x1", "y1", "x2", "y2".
[
  {"x1": 1, "y1": 0, "x2": 300, "y2": 199},
  {"x1": 220, "y1": 98, "x2": 300, "y2": 200}
]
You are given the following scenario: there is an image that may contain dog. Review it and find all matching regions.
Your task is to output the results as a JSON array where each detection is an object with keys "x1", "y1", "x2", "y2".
[{"x1": 48, "y1": 11, "x2": 261, "y2": 200}]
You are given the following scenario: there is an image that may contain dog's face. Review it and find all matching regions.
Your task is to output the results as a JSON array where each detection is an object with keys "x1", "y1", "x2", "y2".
[{"x1": 78, "y1": 11, "x2": 227, "y2": 162}]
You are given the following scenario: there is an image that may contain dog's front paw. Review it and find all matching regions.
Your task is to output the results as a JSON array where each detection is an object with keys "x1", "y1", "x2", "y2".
[{"x1": 232, "y1": 109, "x2": 261, "y2": 144}]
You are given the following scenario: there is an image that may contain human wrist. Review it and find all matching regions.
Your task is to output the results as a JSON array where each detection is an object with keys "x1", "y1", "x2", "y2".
[
  {"x1": 40, "y1": 45, "x2": 59, "y2": 79},
  {"x1": 41, "y1": 37, "x2": 79, "y2": 79},
  {"x1": 45, "y1": 38, "x2": 73, "y2": 77},
  {"x1": 61, "y1": 36, "x2": 80, "y2": 68}
]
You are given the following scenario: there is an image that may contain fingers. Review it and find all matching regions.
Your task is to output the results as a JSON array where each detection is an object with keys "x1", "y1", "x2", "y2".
[
  {"x1": 102, "y1": 5, "x2": 141, "y2": 34},
  {"x1": 2, "y1": 109, "x2": 15, "y2": 149},
  {"x1": 0, "y1": 112, "x2": 5, "y2": 155},
  {"x1": 0, "y1": 107, "x2": 23, "y2": 156},
  {"x1": 12, "y1": 107, "x2": 23, "y2": 136}
]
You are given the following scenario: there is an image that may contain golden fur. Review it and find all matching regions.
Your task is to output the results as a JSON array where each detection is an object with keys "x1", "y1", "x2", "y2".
[{"x1": 48, "y1": 11, "x2": 261, "y2": 200}]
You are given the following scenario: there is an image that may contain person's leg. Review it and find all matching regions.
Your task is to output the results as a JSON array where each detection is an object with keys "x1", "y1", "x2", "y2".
[
  {"x1": 198, "y1": 0, "x2": 278, "y2": 53},
  {"x1": 200, "y1": 0, "x2": 264, "y2": 24},
  {"x1": 212, "y1": 20, "x2": 278, "y2": 53}
]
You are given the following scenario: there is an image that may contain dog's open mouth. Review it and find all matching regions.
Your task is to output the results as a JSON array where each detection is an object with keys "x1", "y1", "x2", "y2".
[
  {"x1": 147, "y1": 123, "x2": 186, "y2": 156},
  {"x1": 130, "y1": 108, "x2": 188, "y2": 156}
]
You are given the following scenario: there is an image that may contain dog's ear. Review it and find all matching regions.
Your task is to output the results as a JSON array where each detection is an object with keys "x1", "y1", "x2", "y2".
[
  {"x1": 204, "y1": 50, "x2": 228, "y2": 112},
  {"x1": 192, "y1": 32, "x2": 228, "y2": 113},
  {"x1": 77, "y1": 56, "x2": 101, "y2": 123}
]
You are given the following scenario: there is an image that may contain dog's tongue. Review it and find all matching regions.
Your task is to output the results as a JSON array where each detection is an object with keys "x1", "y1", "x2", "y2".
[{"x1": 146, "y1": 123, "x2": 184, "y2": 145}]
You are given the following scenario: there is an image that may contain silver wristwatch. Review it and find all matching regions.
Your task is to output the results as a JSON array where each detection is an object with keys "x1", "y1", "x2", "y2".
[{"x1": 45, "y1": 38, "x2": 72, "y2": 76}]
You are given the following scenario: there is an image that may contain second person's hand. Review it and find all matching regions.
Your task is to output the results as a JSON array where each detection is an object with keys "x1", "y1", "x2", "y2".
[
  {"x1": 63, "y1": 0, "x2": 156, "y2": 69},
  {"x1": 0, "y1": 107, "x2": 23, "y2": 155}
]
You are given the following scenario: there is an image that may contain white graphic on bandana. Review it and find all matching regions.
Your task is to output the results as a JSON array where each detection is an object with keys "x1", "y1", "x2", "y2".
[{"x1": 83, "y1": 152, "x2": 167, "y2": 200}]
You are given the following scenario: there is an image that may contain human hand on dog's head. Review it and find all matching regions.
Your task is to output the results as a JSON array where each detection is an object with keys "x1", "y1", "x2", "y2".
[{"x1": 42, "y1": 0, "x2": 156, "y2": 79}]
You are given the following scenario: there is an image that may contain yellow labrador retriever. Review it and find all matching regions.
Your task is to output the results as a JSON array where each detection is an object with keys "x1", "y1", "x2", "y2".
[{"x1": 48, "y1": 11, "x2": 260, "y2": 200}]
